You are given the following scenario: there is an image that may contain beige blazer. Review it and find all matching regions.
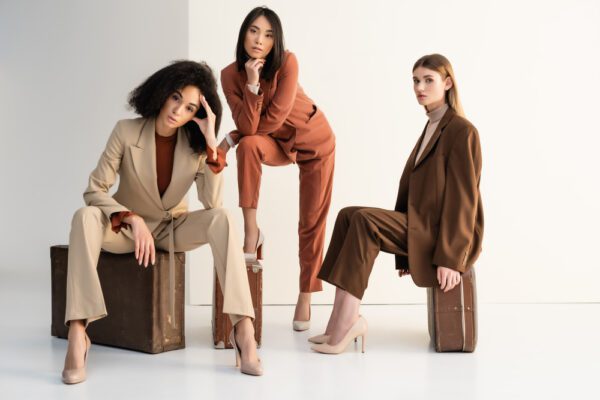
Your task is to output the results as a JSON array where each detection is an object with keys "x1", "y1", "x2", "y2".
[
  {"x1": 84, "y1": 117, "x2": 222, "y2": 237},
  {"x1": 394, "y1": 108, "x2": 484, "y2": 287}
]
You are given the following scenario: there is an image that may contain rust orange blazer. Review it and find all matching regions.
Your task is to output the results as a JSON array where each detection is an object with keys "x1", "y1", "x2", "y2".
[
  {"x1": 394, "y1": 107, "x2": 484, "y2": 287},
  {"x1": 221, "y1": 51, "x2": 335, "y2": 162}
]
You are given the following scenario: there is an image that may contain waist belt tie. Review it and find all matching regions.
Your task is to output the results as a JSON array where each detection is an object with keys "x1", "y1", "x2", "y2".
[{"x1": 163, "y1": 211, "x2": 176, "y2": 328}]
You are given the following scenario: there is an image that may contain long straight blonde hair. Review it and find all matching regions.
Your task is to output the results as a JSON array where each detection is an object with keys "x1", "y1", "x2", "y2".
[{"x1": 413, "y1": 54, "x2": 465, "y2": 118}]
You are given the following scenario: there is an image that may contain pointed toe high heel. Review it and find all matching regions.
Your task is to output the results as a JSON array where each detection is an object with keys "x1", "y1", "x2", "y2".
[
  {"x1": 311, "y1": 316, "x2": 368, "y2": 355},
  {"x1": 62, "y1": 334, "x2": 91, "y2": 384},
  {"x1": 293, "y1": 305, "x2": 311, "y2": 331},
  {"x1": 229, "y1": 330, "x2": 263, "y2": 376},
  {"x1": 307, "y1": 333, "x2": 330, "y2": 344},
  {"x1": 244, "y1": 230, "x2": 265, "y2": 267}
]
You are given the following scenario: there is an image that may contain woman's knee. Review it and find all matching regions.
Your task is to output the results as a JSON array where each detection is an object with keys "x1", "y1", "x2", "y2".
[
  {"x1": 71, "y1": 206, "x2": 104, "y2": 227},
  {"x1": 236, "y1": 136, "x2": 262, "y2": 156},
  {"x1": 338, "y1": 206, "x2": 363, "y2": 222},
  {"x1": 208, "y1": 207, "x2": 233, "y2": 225},
  {"x1": 350, "y1": 208, "x2": 375, "y2": 226}
]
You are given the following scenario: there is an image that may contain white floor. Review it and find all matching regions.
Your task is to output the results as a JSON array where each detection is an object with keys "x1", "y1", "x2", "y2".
[{"x1": 1, "y1": 270, "x2": 598, "y2": 400}]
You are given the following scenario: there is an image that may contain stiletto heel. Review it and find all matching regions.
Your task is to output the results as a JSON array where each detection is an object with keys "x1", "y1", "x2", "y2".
[
  {"x1": 234, "y1": 347, "x2": 241, "y2": 368},
  {"x1": 256, "y1": 237, "x2": 264, "y2": 260},
  {"x1": 229, "y1": 329, "x2": 263, "y2": 376},
  {"x1": 244, "y1": 230, "x2": 265, "y2": 266},
  {"x1": 311, "y1": 316, "x2": 368, "y2": 355},
  {"x1": 361, "y1": 334, "x2": 366, "y2": 353},
  {"x1": 62, "y1": 334, "x2": 91, "y2": 384}
]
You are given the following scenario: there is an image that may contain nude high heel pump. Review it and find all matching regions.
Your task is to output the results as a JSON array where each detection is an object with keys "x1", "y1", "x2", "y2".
[
  {"x1": 310, "y1": 316, "x2": 368, "y2": 354},
  {"x1": 229, "y1": 329, "x2": 263, "y2": 376},
  {"x1": 293, "y1": 305, "x2": 311, "y2": 331},
  {"x1": 62, "y1": 334, "x2": 91, "y2": 384},
  {"x1": 308, "y1": 334, "x2": 357, "y2": 344},
  {"x1": 244, "y1": 230, "x2": 265, "y2": 267}
]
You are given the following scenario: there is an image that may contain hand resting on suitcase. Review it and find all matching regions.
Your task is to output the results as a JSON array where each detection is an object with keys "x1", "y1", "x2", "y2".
[{"x1": 437, "y1": 266, "x2": 461, "y2": 293}]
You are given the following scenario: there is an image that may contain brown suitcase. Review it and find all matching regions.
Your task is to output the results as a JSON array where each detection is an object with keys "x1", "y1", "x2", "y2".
[
  {"x1": 427, "y1": 268, "x2": 477, "y2": 352},
  {"x1": 50, "y1": 245, "x2": 185, "y2": 354},
  {"x1": 212, "y1": 264, "x2": 262, "y2": 349}
]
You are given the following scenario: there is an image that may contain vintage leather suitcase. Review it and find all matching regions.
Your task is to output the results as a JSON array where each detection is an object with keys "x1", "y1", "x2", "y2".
[
  {"x1": 50, "y1": 245, "x2": 185, "y2": 354},
  {"x1": 427, "y1": 268, "x2": 477, "y2": 352},
  {"x1": 212, "y1": 264, "x2": 262, "y2": 349}
]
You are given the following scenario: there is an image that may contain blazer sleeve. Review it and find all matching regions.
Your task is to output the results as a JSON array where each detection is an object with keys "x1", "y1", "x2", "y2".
[
  {"x1": 83, "y1": 121, "x2": 130, "y2": 219},
  {"x1": 195, "y1": 155, "x2": 223, "y2": 209},
  {"x1": 221, "y1": 70, "x2": 263, "y2": 138},
  {"x1": 221, "y1": 53, "x2": 299, "y2": 144},
  {"x1": 432, "y1": 128, "x2": 482, "y2": 272},
  {"x1": 255, "y1": 52, "x2": 298, "y2": 135}
]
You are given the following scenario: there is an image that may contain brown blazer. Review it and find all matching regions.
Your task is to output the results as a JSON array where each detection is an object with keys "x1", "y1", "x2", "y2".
[
  {"x1": 394, "y1": 108, "x2": 484, "y2": 287},
  {"x1": 221, "y1": 51, "x2": 335, "y2": 162}
]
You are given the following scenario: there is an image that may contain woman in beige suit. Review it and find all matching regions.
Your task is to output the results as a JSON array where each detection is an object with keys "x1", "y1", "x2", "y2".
[
  {"x1": 310, "y1": 54, "x2": 484, "y2": 354},
  {"x1": 62, "y1": 61, "x2": 263, "y2": 383}
]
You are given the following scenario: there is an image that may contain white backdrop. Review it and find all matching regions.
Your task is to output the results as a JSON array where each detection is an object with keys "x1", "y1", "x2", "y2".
[
  {"x1": 187, "y1": 0, "x2": 600, "y2": 305},
  {"x1": 0, "y1": 1, "x2": 188, "y2": 288},
  {"x1": 1, "y1": 1, "x2": 598, "y2": 307}
]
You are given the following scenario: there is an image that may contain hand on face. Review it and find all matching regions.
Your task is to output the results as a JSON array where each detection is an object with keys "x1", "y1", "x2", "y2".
[
  {"x1": 243, "y1": 15, "x2": 274, "y2": 85},
  {"x1": 245, "y1": 58, "x2": 265, "y2": 86},
  {"x1": 193, "y1": 95, "x2": 217, "y2": 160}
]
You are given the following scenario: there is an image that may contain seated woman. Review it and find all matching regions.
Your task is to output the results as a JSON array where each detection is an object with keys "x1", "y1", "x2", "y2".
[
  {"x1": 61, "y1": 61, "x2": 262, "y2": 383},
  {"x1": 311, "y1": 54, "x2": 484, "y2": 354}
]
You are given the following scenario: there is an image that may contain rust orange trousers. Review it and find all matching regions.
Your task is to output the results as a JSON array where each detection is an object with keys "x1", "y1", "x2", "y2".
[{"x1": 236, "y1": 134, "x2": 335, "y2": 292}]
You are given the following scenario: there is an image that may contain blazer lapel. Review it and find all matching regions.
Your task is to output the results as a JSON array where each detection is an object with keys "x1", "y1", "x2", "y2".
[
  {"x1": 409, "y1": 124, "x2": 427, "y2": 168},
  {"x1": 130, "y1": 118, "x2": 163, "y2": 209},
  {"x1": 160, "y1": 128, "x2": 200, "y2": 210},
  {"x1": 413, "y1": 108, "x2": 456, "y2": 170}
]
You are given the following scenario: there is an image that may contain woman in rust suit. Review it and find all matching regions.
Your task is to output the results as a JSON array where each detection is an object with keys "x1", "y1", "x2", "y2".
[{"x1": 218, "y1": 6, "x2": 335, "y2": 330}]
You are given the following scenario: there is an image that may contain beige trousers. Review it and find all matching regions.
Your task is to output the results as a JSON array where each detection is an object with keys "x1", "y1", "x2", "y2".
[{"x1": 65, "y1": 206, "x2": 254, "y2": 327}]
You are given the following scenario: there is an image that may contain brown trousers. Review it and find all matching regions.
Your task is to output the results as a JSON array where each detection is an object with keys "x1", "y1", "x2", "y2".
[
  {"x1": 236, "y1": 135, "x2": 335, "y2": 292},
  {"x1": 317, "y1": 206, "x2": 408, "y2": 299}
]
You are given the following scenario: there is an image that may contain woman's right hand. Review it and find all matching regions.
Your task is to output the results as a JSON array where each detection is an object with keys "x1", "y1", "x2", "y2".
[
  {"x1": 193, "y1": 95, "x2": 218, "y2": 160},
  {"x1": 125, "y1": 214, "x2": 155, "y2": 267},
  {"x1": 245, "y1": 58, "x2": 265, "y2": 86}
]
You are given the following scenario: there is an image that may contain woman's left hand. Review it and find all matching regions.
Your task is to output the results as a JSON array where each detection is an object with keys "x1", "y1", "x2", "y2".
[
  {"x1": 437, "y1": 266, "x2": 461, "y2": 293},
  {"x1": 193, "y1": 95, "x2": 217, "y2": 160}
]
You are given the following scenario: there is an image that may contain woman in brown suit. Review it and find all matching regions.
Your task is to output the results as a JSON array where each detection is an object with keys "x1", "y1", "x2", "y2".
[
  {"x1": 62, "y1": 61, "x2": 263, "y2": 383},
  {"x1": 310, "y1": 54, "x2": 484, "y2": 354},
  {"x1": 219, "y1": 7, "x2": 336, "y2": 330}
]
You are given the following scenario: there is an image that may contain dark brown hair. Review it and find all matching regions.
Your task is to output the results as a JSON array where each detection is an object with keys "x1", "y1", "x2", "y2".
[
  {"x1": 235, "y1": 6, "x2": 285, "y2": 81},
  {"x1": 128, "y1": 60, "x2": 222, "y2": 153}
]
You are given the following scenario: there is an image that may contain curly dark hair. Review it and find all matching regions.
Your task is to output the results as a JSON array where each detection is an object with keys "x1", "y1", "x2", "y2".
[{"x1": 128, "y1": 60, "x2": 222, "y2": 154}]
